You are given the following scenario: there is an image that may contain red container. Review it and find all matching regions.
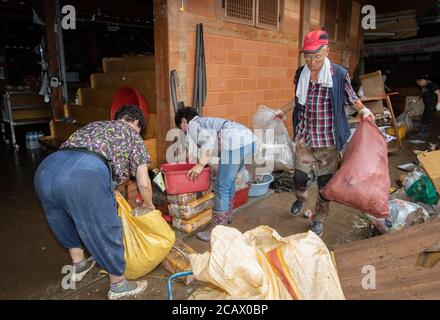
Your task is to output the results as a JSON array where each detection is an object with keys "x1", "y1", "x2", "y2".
[
  {"x1": 234, "y1": 187, "x2": 249, "y2": 209},
  {"x1": 161, "y1": 163, "x2": 211, "y2": 195},
  {"x1": 110, "y1": 87, "x2": 150, "y2": 124}
]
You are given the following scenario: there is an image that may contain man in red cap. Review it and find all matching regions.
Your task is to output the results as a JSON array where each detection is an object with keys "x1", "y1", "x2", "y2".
[{"x1": 275, "y1": 30, "x2": 374, "y2": 237}]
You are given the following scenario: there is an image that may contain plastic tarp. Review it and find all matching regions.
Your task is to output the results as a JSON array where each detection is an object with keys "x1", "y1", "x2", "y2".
[
  {"x1": 322, "y1": 119, "x2": 391, "y2": 218},
  {"x1": 188, "y1": 226, "x2": 345, "y2": 300}
]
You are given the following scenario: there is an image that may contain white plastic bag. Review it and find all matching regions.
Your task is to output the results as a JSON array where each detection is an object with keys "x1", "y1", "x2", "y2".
[
  {"x1": 396, "y1": 112, "x2": 413, "y2": 131},
  {"x1": 368, "y1": 199, "x2": 430, "y2": 234},
  {"x1": 252, "y1": 106, "x2": 295, "y2": 172},
  {"x1": 235, "y1": 166, "x2": 250, "y2": 191}
]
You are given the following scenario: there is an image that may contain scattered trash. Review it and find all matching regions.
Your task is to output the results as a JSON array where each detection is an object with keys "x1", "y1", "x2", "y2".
[
  {"x1": 413, "y1": 150, "x2": 428, "y2": 155},
  {"x1": 235, "y1": 167, "x2": 251, "y2": 191},
  {"x1": 398, "y1": 163, "x2": 418, "y2": 172},
  {"x1": 271, "y1": 171, "x2": 294, "y2": 193},
  {"x1": 407, "y1": 140, "x2": 426, "y2": 144},
  {"x1": 428, "y1": 143, "x2": 438, "y2": 152},
  {"x1": 403, "y1": 172, "x2": 439, "y2": 205},
  {"x1": 303, "y1": 209, "x2": 313, "y2": 219},
  {"x1": 367, "y1": 199, "x2": 430, "y2": 234}
]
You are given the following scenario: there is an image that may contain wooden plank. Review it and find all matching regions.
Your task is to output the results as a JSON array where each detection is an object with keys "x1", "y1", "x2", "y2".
[
  {"x1": 11, "y1": 108, "x2": 51, "y2": 120},
  {"x1": 360, "y1": 73, "x2": 386, "y2": 97},
  {"x1": 334, "y1": 219, "x2": 440, "y2": 300},
  {"x1": 67, "y1": 105, "x2": 111, "y2": 125},
  {"x1": 417, "y1": 151, "x2": 440, "y2": 193},
  {"x1": 9, "y1": 94, "x2": 47, "y2": 106},
  {"x1": 184, "y1": 12, "x2": 298, "y2": 47},
  {"x1": 102, "y1": 56, "x2": 155, "y2": 73},
  {"x1": 360, "y1": 92, "x2": 399, "y2": 102},
  {"x1": 90, "y1": 71, "x2": 155, "y2": 91},
  {"x1": 154, "y1": 0, "x2": 176, "y2": 165},
  {"x1": 77, "y1": 87, "x2": 157, "y2": 113},
  {"x1": 53, "y1": 121, "x2": 82, "y2": 142},
  {"x1": 144, "y1": 138, "x2": 158, "y2": 169}
]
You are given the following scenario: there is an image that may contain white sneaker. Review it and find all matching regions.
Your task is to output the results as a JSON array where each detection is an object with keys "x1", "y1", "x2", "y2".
[
  {"x1": 71, "y1": 258, "x2": 96, "y2": 282},
  {"x1": 107, "y1": 280, "x2": 148, "y2": 300}
]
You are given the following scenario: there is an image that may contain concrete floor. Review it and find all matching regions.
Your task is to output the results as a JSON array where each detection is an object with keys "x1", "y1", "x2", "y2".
[{"x1": 0, "y1": 119, "x2": 439, "y2": 300}]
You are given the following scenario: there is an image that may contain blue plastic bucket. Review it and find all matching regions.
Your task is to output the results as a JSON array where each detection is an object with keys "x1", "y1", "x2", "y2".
[{"x1": 249, "y1": 175, "x2": 274, "y2": 197}]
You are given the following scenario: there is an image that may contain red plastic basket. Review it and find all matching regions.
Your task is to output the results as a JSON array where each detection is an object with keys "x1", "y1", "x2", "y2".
[
  {"x1": 234, "y1": 187, "x2": 249, "y2": 209},
  {"x1": 161, "y1": 163, "x2": 211, "y2": 195}
]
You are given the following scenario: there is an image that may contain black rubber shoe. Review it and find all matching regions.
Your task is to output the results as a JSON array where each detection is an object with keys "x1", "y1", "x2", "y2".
[
  {"x1": 290, "y1": 200, "x2": 304, "y2": 216},
  {"x1": 311, "y1": 221, "x2": 324, "y2": 237}
]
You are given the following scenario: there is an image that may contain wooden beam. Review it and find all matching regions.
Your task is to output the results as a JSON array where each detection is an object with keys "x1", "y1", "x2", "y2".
[
  {"x1": 43, "y1": 0, "x2": 64, "y2": 119},
  {"x1": 154, "y1": 0, "x2": 177, "y2": 165},
  {"x1": 184, "y1": 12, "x2": 298, "y2": 46}
]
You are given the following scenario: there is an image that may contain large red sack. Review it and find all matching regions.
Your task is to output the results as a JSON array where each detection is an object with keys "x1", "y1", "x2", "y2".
[{"x1": 322, "y1": 119, "x2": 390, "y2": 218}]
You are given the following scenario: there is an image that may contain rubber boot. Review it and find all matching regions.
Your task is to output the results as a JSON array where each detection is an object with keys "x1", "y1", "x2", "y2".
[
  {"x1": 227, "y1": 197, "x2": 235, "y2": 224},
  {"x1": 196, "y1": 211, "x2": 229, "y2": 242}
]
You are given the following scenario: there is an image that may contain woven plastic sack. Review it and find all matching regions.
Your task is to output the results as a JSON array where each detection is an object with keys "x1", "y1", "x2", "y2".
[
  {"x1": 322, "y1": 118, "x2": 391, "y2": 218},
  {"x1": 116, "y1": 194, "x2": 175, "y2": 280},
  {"x1": 188, "y1": 226, "x2": 345, "y2": 300}
]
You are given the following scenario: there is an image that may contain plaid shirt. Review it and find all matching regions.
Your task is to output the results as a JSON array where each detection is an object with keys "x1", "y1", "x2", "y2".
[{"x1": 296, "y1": 72, "x2": 359, "y2": 148}]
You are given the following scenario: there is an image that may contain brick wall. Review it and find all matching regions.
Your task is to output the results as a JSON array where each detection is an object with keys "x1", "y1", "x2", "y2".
[
  {"x1": 186, "y1": 33, "x2": 297, "y2": 135},
  {"x1": 177, "y1": 0, "x2": 362, "y2": 137}
]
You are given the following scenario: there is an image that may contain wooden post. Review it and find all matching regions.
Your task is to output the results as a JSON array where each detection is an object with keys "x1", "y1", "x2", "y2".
[
  {"x1": 154, "y1": 0, "x2": 180, "y2": 165},
  {"x1": 299, "y1": 0, "x2": 311, "y2": 66},
  {"x1": 43, "y1": 0, "x2": 64, "y2": 119}
]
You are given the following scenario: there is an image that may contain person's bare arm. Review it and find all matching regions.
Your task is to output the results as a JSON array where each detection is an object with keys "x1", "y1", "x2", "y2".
[
  {"x1": 274, "y1": 100, "x2": 294, "y2": 119},
  {"x1": 187, "y1": 148, "x2": 211, "y2": 181},
  {"x1": 136, "y1": 164, "x2": 155, "y2": 210},
  {"x1": 280, "y1": 99, "x2": 294, "y2": 114}
]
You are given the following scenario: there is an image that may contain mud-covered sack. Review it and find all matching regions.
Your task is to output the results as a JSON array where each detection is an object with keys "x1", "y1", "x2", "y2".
[
  {"x1": 172, "y1": 208, "x2": 212, "y2": 234},
  {"x1": 323, "y1": 118, "x2": 391, "y2": 218},
  {"x1": 168, "y1": 193, "x2": 214, "y2": 219}
]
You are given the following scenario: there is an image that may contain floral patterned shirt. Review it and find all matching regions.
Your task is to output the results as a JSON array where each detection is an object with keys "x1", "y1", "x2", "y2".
[{"x1": 61, "y1": 121, "x2": 151, "y2": 185}]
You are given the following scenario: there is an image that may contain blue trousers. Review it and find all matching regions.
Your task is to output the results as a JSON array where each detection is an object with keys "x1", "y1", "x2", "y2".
[
  {"x1": 214, "y1": 143, "x2": 255, "y2": 213},
  {"x1": 34, "y1": 150, "x2": 125, "y2": 276}
]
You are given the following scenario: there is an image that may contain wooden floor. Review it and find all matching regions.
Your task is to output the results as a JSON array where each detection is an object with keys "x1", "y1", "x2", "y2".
[{"x1": 334, "y1": 218, "x2": 440, "y2": 300}]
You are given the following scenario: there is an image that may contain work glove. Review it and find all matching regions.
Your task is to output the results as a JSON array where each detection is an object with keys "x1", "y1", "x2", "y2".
[
  {"x1": 274, "y1": 109, "x2": 285, "y2": 120},
  {"x1": 436, "y1": 103, "x2": 440, "y2": 112},
  {"x1": 359, "y1": 107, "x2": 375, "y2": 121}
]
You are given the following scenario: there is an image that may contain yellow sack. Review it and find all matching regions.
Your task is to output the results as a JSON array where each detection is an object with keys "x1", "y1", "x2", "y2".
[{"x1": 116, "y1": 194, "x2": 175, "y2": 280}]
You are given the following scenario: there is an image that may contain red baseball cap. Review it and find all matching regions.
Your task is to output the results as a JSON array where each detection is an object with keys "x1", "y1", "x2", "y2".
[{"x1": 302, "y1": 30, "x2": 329, "y2": 53}]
